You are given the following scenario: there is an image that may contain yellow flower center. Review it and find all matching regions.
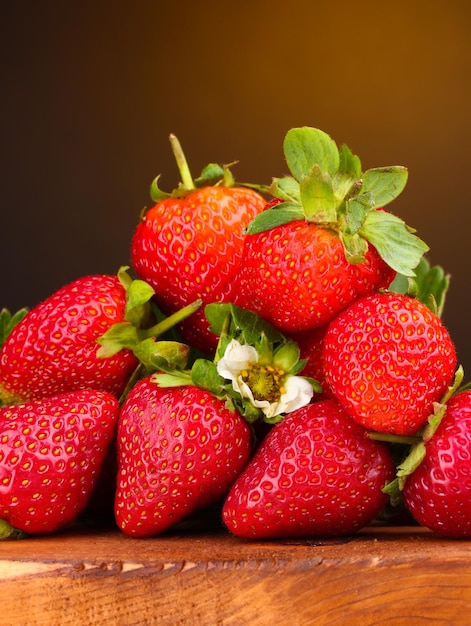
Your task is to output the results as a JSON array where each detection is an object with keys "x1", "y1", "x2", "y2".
[{"x1": 240, "y1": 364, "x2": 286, "y2": 402}]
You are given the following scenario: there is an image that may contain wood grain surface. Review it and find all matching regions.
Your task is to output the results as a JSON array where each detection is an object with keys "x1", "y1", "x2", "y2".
[{"x1": 0, "y1": 523, "x2": 470, "y2": 625}]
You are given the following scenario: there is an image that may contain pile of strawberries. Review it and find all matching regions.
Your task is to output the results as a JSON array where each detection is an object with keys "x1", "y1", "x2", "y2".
[{"x1": 1, "y1": 127, "x2": 470, "y2": 541}]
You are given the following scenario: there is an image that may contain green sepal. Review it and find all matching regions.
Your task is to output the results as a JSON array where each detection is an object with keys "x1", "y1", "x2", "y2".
[
  {"x1": 150, "y1": 174, "x2": 172, "y2": 203},
  {"x1": 97, "y1": 267, "x2": 202, "y2": 362},
  {"x1": 152, "y1": 370, "x2": 193, "y2": 388},
  {"x1": 361, "y1": 166, "x2": 408, "y2": 208},
  {"x1": 381, "y1": 477, "x2": 403, "y2": 507},
  {"x1": 0, "y1": 518, "x2": 28, "y2": 541},
  {"x1": 132, "y1": 339, "x2": 190, "y2": 372},
  {"x1": 124, "y1": 278, "x2": 156, "y2": 327},
  {"x1": 423, "y1": 365, "x2": 464, "y2": 439},
  {"x1": 359, "y1": 210, "x2": 429, "y2": 276},
  {"x1": 340, "y1": 231, "x2": 369, "y2": 264},
  {"x1": 283, "y1": 126, "x2": 340, "y2": 181},
  {"x1": 0, "y1": 307, "x2": 29, "y2": 349},
  {"x1": 269, "y1": 176, "x2": 301, "y2": 202},
  {"x1": 395, "y1": 441, "x2": 426, "y2": 490},
  {"x1": 190, "y1": 358, "x2": 226, "y2": 396},
  {"x1": 389, "y1": 257, "x2": 451, "y2": 317},
  {"x1": 272, "y1": 341, "x2": 301, "y2": 372},
  {"x1": 299, "y1": 165, "x2": 336, "y2": 223},
  {"x1": 205, "y1": 302, "x2": 285, "y2": 352},
  {"x1": 194, "y1": 163, "x2": 225, "y2": 187},
  {"x1": 244, "y1": 202, "x2": 305, "y2": 235},
  {"x1": 333, "y1": 143, "x2": 362, "y2": 202},
  {"x1": 96, "y1": 322, "x2": 140, "y2": 358},
  {"x1": 341, "y1": 193, "x2": 374, "y2": 235},
  {"x1": 380, "y1": 366, "x2": 464, "y2": 497},
  {"x1": 194, "y1": 162, "x2": 238, "y2": 188}
]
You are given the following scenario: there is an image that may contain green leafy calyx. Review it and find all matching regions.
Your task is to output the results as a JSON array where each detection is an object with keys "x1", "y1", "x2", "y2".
[
  {"x1": 246, "y1": 126, "x2": 429, "y2": 277},
  {"x1": 148, "y1": 134, "x2": 267, "y2": 203}
]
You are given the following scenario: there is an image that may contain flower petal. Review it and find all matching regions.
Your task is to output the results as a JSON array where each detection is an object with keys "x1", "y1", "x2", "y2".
[
  {"x1": 216, "y1": 339, "x2": 258, "y2": 382},
  {"x1": 280, "y1": 376, "x2": 314, "y2": 413}
]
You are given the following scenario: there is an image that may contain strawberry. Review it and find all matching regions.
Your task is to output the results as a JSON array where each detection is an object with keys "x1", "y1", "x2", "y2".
[
  {"x1": 402, "y1": 389, "x2": 471, "y2": 538},
  {"x1": 0, "y1": 273, "x2": 138, "y2": 405},
  {"x1": 232, "y1": 127, "x2": 428, "y2": 334},
  {"x1": 130, "y1": 134, "x2": 266, "y2": 354},
  {"x1": 222, "y1": 399, "x2": 395, "y2": 539},
  {"x1": 0, "y1": 389, "x2": 119, "y2": 537},
  {"x1": 322, "y1": 292, "x2": 457, "y2": 436},
  {"x1": 114, "y1": 375, "x2": 252, "y2": 537}
]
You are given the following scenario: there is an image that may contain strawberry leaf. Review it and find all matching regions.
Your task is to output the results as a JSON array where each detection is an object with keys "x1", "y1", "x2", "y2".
[
  {"x1": 342, "y1": 193, "x2": 374, "y2": 235},
  {"x1": 124, "y1": 279, "x2": 155, "y2": 327},
  {"x1": 340, "y1": 232, "x2": 369, "y2": 264},
  {"x1": 0, "y1": 518, "x2": 28, "y2": 541},
  {"x1": 244, "y1": 203, "x2": 305, "y2": 235},
  {"x1": 299, "y1": 165, "x2": 337, "y2": 223},
  {"x1": 96, "y1": 322, "x2": 139, "y2": 357},
  {"x1": 194, "y1": 163, "x2": 225, "y2": 187},
  {"x1": 359, "y1": 210, "x2": 429, "y2": 276},
  {"x1": 191, "y1": 358, "x2": 226, "y2": 396},
  {"x1": 389, "y1": 257, "x2": 451, "y2": 317},
  {"x1": 0, "y1": 308, "x2": 28, "y2": 349},
  {"x1": 332, "y1": 143, "x2": 362, "y2": 201},
  {"x1": 361, "y1": 166, "x2": 408, "y2": 208},
  {"x1": 283, "y1": 127, "x2": 340, "y2": 182},
  {"x1": 133, "y1": 339, "x2": 190, "y2": 372},
  {"x1": 205, "y1": 303, "x2": 285, "y2": 347},
  {"x1": 150, "y1": 174, "x2": 172, "y2": 203},
  {"x1": 269, "y1": 176, "x2": 301, "y2": 202}
]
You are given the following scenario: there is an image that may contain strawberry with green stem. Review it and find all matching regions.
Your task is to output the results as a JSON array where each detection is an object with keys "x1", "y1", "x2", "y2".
[
  {"x1": 0, "y1": 267, "x2": 200, "y2": 406},
  {"x1": 131, "y1": 134, "x2": 267, "y2": 354},
  {"x1": 401, "y1": 385, "x2": 471, "y2": 538},
  {"x1": 114, "y1": 304, "x2": 319, "y2": 537},
  {"x1": 233, "y1": 126, "x2": 428, "y2": 334}
]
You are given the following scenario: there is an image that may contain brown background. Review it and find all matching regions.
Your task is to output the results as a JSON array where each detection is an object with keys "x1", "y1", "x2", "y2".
[{"x1": 1, "y1": 1, "x2": 470, "y2": 374}]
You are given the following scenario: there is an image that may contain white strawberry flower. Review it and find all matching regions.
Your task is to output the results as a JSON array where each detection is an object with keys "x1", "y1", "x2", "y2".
[{"x1": 216, "y1": 338, "x2": 314, "y2": 420}]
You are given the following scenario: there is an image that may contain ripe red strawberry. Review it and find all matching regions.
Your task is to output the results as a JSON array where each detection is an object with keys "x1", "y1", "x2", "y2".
[
  {"x1": 233, "y1": 218, "x2": 396, "y2": 334},
  {"x1": 222, "y1": 399, "x2": 395, "y2": 539},
  {"x1": 323, "y1": 293, "x2": 457, "y2": 436},
  {"x1": 115, "y1": 375, "x2": 252, "y2": 537},
  {"x1": 402, "y1": 389, "x2": 471, "y2": 538},
  {"x1": 232, "y1": 127, "x2": 427, "y2": 334},
  {"x1": 0, "y1": 274, "x2": 138, "y2": 405},
  {"x1": 0, "y1": 389, "x2": 119, "y2": 537},
  {"x1": 131, "y1": 135, "x2": 266, "y2": 354}
]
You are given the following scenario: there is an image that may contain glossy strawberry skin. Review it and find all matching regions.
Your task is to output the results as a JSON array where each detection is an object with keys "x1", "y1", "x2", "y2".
[
  {"x1": 0, "y1": 389, "x2": 119, "y2": 535},
  {"x1": 0, "y1": 275, "x2": 138, "y2": 405},
  {"x1": 222, "y1": 399, "x2": 394, "y2": 539},
  {"x1": 403, "y1": 390, "x2": 471, "y2": 538},
  {"x1": 323, "y1": 293, "x2": 457, "y2": 436},
  {"x1": 232, "y1": 220, "x2": 395, "y2": 334},
  {"x1": 131, "y1": 186, "x2": 266, "y2": 353},
  {"x1": 115, "y1": 376, "x2": 252, "y2": 537}
]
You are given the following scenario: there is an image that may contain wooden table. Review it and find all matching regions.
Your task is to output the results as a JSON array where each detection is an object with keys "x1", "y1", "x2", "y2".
[{"x1": 1, "y1": 522, "x2": 470, "y2": 625}]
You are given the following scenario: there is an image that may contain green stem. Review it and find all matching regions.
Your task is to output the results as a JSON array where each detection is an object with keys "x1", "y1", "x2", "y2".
[
  {"x1": 119, "y1": 362, "x2": 146, "y2": 406},
  {"x1": 366, "y1": 431, "x2": 421, "y2": 446},
  {"x1": 141, "y1": 299, "x2": 203, "y2": 340},
  {"x1": 169, "y1": 134, "x2": 195, "y2": 190},
  {"x1": 213, "y1": 312, "x2": 232, "y2": 363}
]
